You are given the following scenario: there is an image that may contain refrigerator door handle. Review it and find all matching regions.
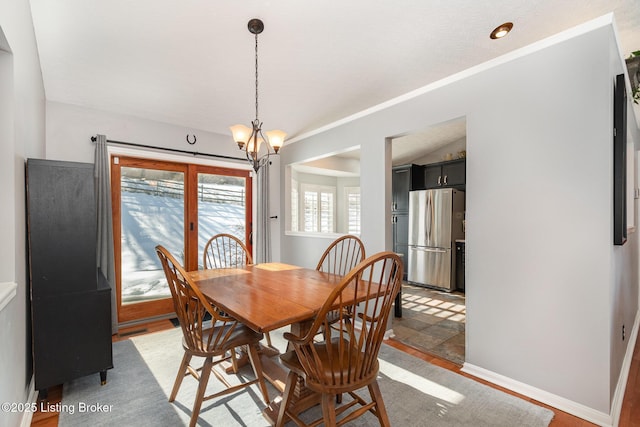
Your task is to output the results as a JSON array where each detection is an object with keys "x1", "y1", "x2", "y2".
[
  {"x1": 425, "y1": 191, "x2": 432, "y2": 243},
  {"x1": 410, "y1": 246, "x2": 447, "y2": 253}
]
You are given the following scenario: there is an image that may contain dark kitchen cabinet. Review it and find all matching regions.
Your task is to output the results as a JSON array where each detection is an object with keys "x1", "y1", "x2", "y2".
[
  {"x1": 27, "y1": 159, "x2": 113, "y2": 394},
  {"x1": 392, "y1": 212, "x2": 409, "y2": 257},
  {"x1": 392, "y1": 164, "x2": 424, "y2": 212},
  {"x1": 392, "y1": 164, "x2": 424, "y2": 285},
  {"x1": 424, "y1": 159, "x2": 466, "y2": 189}
]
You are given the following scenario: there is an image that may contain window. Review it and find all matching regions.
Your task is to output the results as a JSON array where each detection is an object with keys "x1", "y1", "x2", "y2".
[
  {"x1": 301, "y1": 183, "x2": 336, "y2": 233},
  {"x1": 286, "y1": 147, "x2": 360, "y2": 236},
  {"x1": 344, "y1": 187, "x2": 361, "y2": 234}
]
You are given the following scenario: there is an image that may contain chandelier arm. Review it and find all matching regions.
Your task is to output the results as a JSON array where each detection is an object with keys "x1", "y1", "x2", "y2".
[
  {"x1": 245, "y1": 124, "x2": 270, "y2": 172},
  {"x1": 245, "y1": 146, "x2": 270, "y2": 172}
]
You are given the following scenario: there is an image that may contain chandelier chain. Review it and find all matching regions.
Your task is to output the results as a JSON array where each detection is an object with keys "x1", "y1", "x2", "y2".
[{"x1": 255, "y1": 32, "x2": 259, "y2": 122}]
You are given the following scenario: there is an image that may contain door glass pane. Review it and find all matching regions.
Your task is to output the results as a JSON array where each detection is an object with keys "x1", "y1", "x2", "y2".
[
  {"x1": 197, "y1": 173, "x2": 247, "y2": 269},
  {"x1": 120, "y1": 167, "x2": 184, "y2": 304}
]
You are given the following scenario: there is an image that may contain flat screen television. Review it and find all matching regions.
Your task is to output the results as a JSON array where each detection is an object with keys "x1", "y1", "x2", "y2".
[{"x1": 613, "y1": 73, "x2": 627, "y2": 246}]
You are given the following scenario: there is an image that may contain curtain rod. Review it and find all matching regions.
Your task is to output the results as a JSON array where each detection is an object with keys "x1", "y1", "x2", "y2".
[{"x1": 90, "y1": 136, "x2": 246, "y2": 162}]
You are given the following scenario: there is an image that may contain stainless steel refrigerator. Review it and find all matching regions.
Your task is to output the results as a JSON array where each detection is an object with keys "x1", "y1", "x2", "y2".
[{"x1": 407, "y1": 189, "x2": 465, "y2": 291}]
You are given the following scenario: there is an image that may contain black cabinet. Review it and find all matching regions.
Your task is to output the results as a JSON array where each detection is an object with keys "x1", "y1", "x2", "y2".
[
  {"x1": 392, "y1": 164, "x2": 424, "y2": 285},
  {"x1": 425, "y1": 159, "x2": 466, "y2": 189},
  {"x1": 27, "y1": 159, "x2": 113, "y2": 393},
  {"x1": 392, "y1": 164, "x2": 424, "y2": 212}
]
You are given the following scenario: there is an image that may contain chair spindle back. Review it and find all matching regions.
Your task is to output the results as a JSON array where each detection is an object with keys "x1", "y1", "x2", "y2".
[
  {"x1": 203, "y1": 233, "x2": 253, "y2": 270},
  {"x1": 316, "y1": 235, "x2": 365, "y2": 277}
]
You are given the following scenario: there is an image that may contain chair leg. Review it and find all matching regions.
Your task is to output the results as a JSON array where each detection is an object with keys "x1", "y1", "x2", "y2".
[
  {"x1": 368, "y1": 380, "x2": 390, "y2": 427},
  {"x1": 246, "y1": 343, "x2": 270, "y2": 404},
  {"x1": 275, "y1": 370, "x2": 299, "y2": 427},
  {"x1": 189, "y1": 356, "x2": 214, "y2": 427},
  {"x1": 321, "y1": 392, "x2": 337, "y2": 427},
  {"x1": 169, "y1": 352, "x2": 192, "y2": 402}
]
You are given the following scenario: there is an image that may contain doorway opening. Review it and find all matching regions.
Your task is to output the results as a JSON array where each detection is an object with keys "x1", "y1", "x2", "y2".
[{"x1": 390, "y1": 116, "x2": 467, "y2": 366}]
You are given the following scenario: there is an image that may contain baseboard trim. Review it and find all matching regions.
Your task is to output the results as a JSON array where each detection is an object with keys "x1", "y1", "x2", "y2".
[
  {"x1": 461, "y1": 364, "x2": 612, "y2": 427},
  {"x1": 20, "y1": 375, "x2": 37, "y2": 427},
  {"x1": 610, "y1": 310, "x2": 640, "y2": 427},
  {"x1": 118, "y1": 312, "x2": 176, "y2": 329}
]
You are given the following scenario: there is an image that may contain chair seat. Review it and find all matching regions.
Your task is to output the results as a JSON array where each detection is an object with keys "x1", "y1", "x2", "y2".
[
  {"x1": 280, "y1": 341, "x2": 379, "y2": 394},
  {"x1": 183, "y1": 322, "x2": 264, "y2": 357}
]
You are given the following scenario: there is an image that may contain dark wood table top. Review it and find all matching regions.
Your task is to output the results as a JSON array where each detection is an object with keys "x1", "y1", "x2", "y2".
[{"x1": 188, "y1": 263, "x2": 343, "y2": 333}]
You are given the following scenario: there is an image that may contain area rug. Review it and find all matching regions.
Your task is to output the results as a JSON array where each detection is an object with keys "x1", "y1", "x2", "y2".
[{"x1": 59, "y1": 327, "x2": 553, "y2": 426}]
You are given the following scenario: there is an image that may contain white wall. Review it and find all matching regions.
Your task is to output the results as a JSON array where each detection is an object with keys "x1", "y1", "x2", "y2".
[
  {"x1": 280, "y1": 17, "x2": 639, "y2": 422},
  {"x1": 466, "y1": 25, "x2": 614, "y2": 414},
  {"x1": 0, "y1": 0, "x2": 46, "y2": 425},
  {"x1": 46, "y1": 101, "x2": 243, "y2": 164}
]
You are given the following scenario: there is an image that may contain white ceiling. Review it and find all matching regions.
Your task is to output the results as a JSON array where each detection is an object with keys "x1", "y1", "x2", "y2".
[{"x1": 30, "y1": 0, "x2": 640, "y2": 147}]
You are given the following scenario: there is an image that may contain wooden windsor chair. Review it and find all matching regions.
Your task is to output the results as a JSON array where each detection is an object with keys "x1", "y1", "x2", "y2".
[
  {"x1": 156, "y1": 245, "x2": 270, "y2": 427},
  {"x1": 276, "y1": 251, "x2": 403, "y2": 427}
]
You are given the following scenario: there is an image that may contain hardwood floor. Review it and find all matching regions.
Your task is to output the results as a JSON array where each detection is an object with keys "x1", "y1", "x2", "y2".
[{"x1": 30, "y1": 319, "x2": 640, "y2": 426}]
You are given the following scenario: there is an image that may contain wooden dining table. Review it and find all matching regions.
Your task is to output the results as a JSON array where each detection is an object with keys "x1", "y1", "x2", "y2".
[
  {"x1": 188, "y1": 262, "x2": 345, "y2": 335},
  {"x1": 187, "y1": 262, "x2": 348, "y2": 423}
]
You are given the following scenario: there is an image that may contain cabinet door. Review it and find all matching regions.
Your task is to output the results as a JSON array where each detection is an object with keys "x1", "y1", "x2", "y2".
[
  {"x1": 392, "y1": 167, "x2": 411, "y2": 211},
  {"x1": 442, "y1": 160, "x2": 465, "y2": 187},
  {"x1": 392, "y1": 213, "x2": 409, "y2": 279},
  {"x1": 424, "y1": 164, "x2": 442, "y2": 188}
]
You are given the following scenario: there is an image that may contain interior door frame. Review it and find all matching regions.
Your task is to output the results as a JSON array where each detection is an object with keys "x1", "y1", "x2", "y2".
[{"x1": 111, "y1": 154, "x2": 252, "y2": 324}]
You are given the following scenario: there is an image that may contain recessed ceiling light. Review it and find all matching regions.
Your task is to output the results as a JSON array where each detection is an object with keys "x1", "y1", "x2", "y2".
[{"x1": 490, "y1": 22, "x2": 513, "y2": 39}]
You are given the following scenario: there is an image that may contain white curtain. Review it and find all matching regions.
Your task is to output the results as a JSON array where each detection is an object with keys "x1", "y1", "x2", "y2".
[
  {"x1": 255, "y1": 161, "x2": 271, "y2": 263},
  {"x1": 94, "y1": 134, "x2": 118, "y2": 333}
]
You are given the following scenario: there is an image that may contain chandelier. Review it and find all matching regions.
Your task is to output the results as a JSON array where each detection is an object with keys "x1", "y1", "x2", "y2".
[{"x1": 230, "y1": 18, "x2": 286, "y2": 172}]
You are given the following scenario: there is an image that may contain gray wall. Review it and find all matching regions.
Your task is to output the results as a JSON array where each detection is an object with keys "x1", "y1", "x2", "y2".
[
  {"x1": 279, "y1": 18, "x2": 639, "y2": 422},
  {"x1": 0, "y1": 1, "x2": 46, "y2": 426}
]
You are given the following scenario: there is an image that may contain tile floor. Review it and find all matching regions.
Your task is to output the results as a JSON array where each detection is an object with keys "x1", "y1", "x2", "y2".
[{"x1": 391, "y1": 283, "x2": 466, "y2": 365}]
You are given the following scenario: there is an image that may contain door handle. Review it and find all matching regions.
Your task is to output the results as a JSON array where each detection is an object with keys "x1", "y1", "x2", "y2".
[
  {"x1": 410, "y1": 246, "x2": 447, "y2": 253},
  {"x1": 443, "y1": 175, "x2": 448, "y2": 185},
  {"x1": 437, "y1": 176, "x2": 442, "y2": 186}
]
